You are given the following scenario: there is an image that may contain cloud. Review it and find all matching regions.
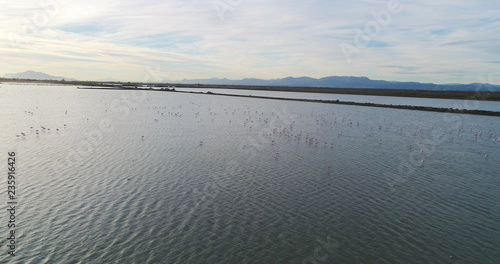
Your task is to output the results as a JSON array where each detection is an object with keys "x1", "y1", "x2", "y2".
[
  {"x1": 0, "y1": 0, "x2": 499, "y2": 83},
  {"x1": 441, "y1": 40, "x2": 477, "y2": 46},
  {"x1": 381, "y1": 65, "x2": 427, "y2": 75}
]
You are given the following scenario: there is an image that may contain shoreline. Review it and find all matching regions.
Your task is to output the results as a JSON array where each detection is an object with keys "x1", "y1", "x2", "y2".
[
  {"x1": 172, "y1": 85, "x2": 500, "y2": 101},
  {"x1": 2, "y1": 78, "x2": 500, "y2": 101},
  {"x1": 77, "y1": 86, "x2": 500, "y2": 117}
]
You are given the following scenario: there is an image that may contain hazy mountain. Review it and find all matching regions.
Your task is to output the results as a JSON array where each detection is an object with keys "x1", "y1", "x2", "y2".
[
  {"x1": 3, "y1": 71, "x2": 499, "y2": 91},
  {"x1": 2, "y1": 70, "x2": 77, "y2": 81},
  {"x1": 98, "y1": 77, "x2": 123, "y2": 82},
  {"x1": 169, "y1": 76, "x2": 500, "y2": 91}
]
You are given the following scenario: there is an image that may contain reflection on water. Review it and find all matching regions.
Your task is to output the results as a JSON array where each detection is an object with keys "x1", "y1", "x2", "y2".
[{"x1": 0, "y1": 84, "x2": 499, "y2": 263}]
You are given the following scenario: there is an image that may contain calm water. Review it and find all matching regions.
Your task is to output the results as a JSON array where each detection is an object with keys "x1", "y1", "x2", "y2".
[
  {"x1": 1, "y1": 84, "x2": 499, "y2": 263},
  {"x1": 175, "y1": 88, "x2": 500, "y2": 112}
]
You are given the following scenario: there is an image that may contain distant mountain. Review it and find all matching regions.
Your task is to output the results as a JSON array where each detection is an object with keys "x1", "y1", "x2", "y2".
[
  {"x1": 2, "y1": 71, "x2": 77, "y2": 81},
  {"x1": 3, "y1": 71, "x2": 499, "y2": 91},
  {"x1": 98, "y1": 77, "x2": 123, "y2": 82},
  {"x1": 168, "y1": 76, "x2": 500, "y2": 91}
]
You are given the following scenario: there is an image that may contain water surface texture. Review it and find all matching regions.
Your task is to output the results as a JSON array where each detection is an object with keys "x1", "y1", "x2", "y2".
[{"x1": 1, "y1": 84, "x2": 499, "y2": 263}]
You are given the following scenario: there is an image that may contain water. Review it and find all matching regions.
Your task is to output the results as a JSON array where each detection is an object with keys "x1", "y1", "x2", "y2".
[
  {"x1": 1, "y1": 84, "x2": 499, "y2": 263},
  {"x1": 175, "y1": 87, "x2": 500, "y2": 112}
]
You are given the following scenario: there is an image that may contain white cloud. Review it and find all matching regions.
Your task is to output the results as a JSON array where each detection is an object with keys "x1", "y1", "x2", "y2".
[{"x1": 1, "y1": 0, "x2": 499, "y2": 83}]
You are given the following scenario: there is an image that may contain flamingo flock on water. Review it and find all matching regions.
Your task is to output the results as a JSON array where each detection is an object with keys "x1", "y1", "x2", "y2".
[{"x1": 15, "y1": 100, "x2": 498, "y2": 165}]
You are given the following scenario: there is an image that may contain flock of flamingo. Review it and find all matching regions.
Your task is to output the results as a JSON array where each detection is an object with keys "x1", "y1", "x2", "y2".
[
  {"x1": 143, "y1": 101, "x2": 498, "y2": 165},
  {"x1": 15, "y1": 110, "x2": 67, "y2": 138},
  {"x1": 15, "y1": 98, "x2": 498, "y2": 165}
]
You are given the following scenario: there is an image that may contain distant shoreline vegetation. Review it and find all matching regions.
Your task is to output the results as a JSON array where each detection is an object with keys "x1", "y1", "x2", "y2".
[
  {"x1": 2, "y1": 78, "x2": 500, "y2": 102},
  {"x1": 2, "y1": 78, "x2": 500, "y2": 116},
  {"x1": 73, "y1": 85, "x2": 500, "y2": 117}
]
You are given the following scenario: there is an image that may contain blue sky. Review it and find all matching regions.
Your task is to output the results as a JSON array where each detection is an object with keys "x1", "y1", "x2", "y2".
[{"x1": 1, "y1": 0, "x2": 499, "y2": 83}]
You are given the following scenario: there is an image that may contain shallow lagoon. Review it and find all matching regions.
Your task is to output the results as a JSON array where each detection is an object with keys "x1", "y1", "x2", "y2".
[{"x1": 1, "y1": 84, "x2": 499, "y2": 263}]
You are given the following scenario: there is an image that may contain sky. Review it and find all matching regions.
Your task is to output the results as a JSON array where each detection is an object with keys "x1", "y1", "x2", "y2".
[{"x1": 1, "y1": 0, "x2": 499, "y2": 84}]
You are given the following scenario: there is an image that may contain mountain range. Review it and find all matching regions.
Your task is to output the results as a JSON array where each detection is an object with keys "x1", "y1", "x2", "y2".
[
  {"x1": 2, "y1": 71, "x2": 499, "y2": 91},
  {"x1": 169, "y1": 76, "x2": 500, "y2": 91},
  {"x1": 2, "y1": 71, "x2": 77, "y2": 81}
]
